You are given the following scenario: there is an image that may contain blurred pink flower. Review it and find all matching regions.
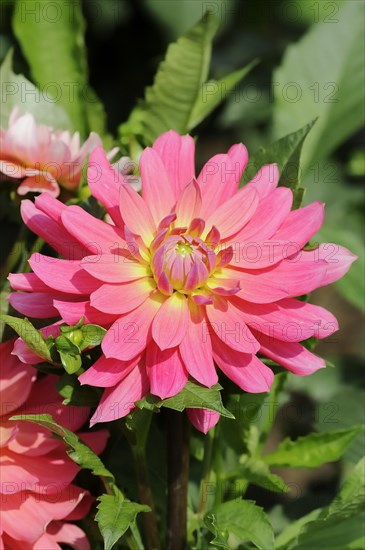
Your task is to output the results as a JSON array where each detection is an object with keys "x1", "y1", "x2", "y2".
[
  {"x1": 0, "y1": 339, "x2": 108, "y2": 550},
  {"x1": 8, "y1": 131, "x2": 356, "y2": 430},
  {"x1": 0, "y1": 107, "x2": 118, "y2": 196}
]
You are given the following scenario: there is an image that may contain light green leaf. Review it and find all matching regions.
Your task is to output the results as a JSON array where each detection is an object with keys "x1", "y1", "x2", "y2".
[
  {"x1": 188, "y1": 61, "x2": 258, "y2": 130},
  {"x1": 224, "y1": 457, "x2": 289, "y2": 494},
  {"x1": 12, "y1": 0, "x2": 92, "y2": 136},
  {"x1": 96, "y1": 492, "x2": 150, "y2": 550},
  {"x1": 263, "y1": 426, "x2": 365, "y2": 468},
  {"x1": 205, "y1": 499, "x2": 275, "y2": 550},
  {"x1": 328, "y1": 457, "x2": 365, "y2": 520},
  {"x1": 79, "y1": 324, "x2": 107, "y2": 350},
  {"x1": 9, "y1": 413, "x2": 114, "y2": 481},
  {"x1": 55, "y1": 335, "x2": 82, "y2": 374},
  {"x1": 136, "y1": 381, "x2": 234, "y2": 418},
  {"x1": 0, "y1": 314, "x2": 52, "y2": 362},
  {"x1": 0, "y1": 50, "x2": 70, "y2": 129},
  {"x1": 273, "y1": 0, "x2": 365, "y2": 170},
  {"x1": 242, "y1": 120, "x2": 316, "y2": 208}
]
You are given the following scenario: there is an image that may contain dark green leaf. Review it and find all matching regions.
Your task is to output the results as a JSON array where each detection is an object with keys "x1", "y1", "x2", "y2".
[
  {"x1": 224, "y1": 457, "x2": 289, "y2": 494},
  {"x1": 206, "y1": 499, "x2": 275, "y2": 550},
  {"x1": 96, "y1": 492, "x2": 150, "y2": 550},
  {"x1": 242, "y1": 120, "x2": 316, "y2": 208},
  {"x1": 0, "y1": 314, "x2": 52, "y2": 362},
  {"x1": 56, "y1": 373, "x2": 103, "y2": 407},
  {"x1": 263, "y1": 426, "x2": 365, "y2": 468},
  {"x1": 9, "y1": 413, "x2": 114, "y2": 481}
]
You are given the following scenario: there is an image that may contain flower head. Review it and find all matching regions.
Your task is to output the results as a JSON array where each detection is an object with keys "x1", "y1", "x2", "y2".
[
  {"x1": 9, "y1": 131, "x2": 356, "y2": 429},
  {"x1": 0, "y1": 339, "x2": 108, "y2": 549},
  {"x1": 0, "y1": 107, "x2": 118, "y2": 196}
]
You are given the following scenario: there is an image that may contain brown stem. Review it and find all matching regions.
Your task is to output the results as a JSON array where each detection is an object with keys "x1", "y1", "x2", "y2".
[{"x1": 166, "y1": 410, "x2": 190, "y2": 550}]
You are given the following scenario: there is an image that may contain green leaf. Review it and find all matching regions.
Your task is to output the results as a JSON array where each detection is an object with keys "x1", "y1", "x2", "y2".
[
  {"x1": 263, "y1": 426, "x2": 365, "y2": 468},
  {"x1": 0, "y1": 50, "x2": 71, "y2": 129},
  {"x1": 242, "y1": 120, "x2": 316, "y2": 208},
  {"x1": 121, "y1": 13, "x2": 254, "y2": 145},
  {"x1": 56, "y1": 373, "x2": 103, "y2": 407},
  {"x1": 12, "y1": 0, "x2": 90, "y2": 135},
  {"x1": 224, "y1": 457, "x2": 289, "y2": 494},
  {"x1": 327, "y1": 457, "x2": 365, "y2": 520},
  {"x1": 0, "y1": 314, "x2": 52, "y2": 362},
  {"x1": 9, "y1": 413, "x2": 114, "y2": 481},
  {"x1": 79, "y1": 324, "x2": 107, "y2": 350},
  {"x1": 136, "y1": 381, "x2": 234, "y2": 419},
  {"x1": 96, "y1": 492, "x2": 150, "y2": 550},
  {"x1": 55, "y1": 335, "x2": 82, "y2": 374},
  {"x1": 273, "y1": 0, "x2": 365, "y2": 170},
  {"x1": 188, "y1": 61, "x2": 258, "y2": 130},
  {"x1": 205, "y1": 499, "x2": 275, "y2": 550}
]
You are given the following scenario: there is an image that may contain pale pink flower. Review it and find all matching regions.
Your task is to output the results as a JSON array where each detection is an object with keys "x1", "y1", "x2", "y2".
[
  {"x1": 0, "y1": 339, "x2": 108, "y2": 549},
  {"x1": 8, "y1": 131, "x2": 356, "y2": 430},
  {"x1": 0, "y1": 107, "x2": 118, "y2": 196}
]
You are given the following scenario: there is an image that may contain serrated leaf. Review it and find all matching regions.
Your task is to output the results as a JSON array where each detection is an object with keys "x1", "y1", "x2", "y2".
[
  {"x1": 0, "y1": 50, "x2": 70, "y2": 129},
  {"x1": 188, "y1": 61, "x2": 258, "y2": 130},
  {"x1": 263, "y1": 426, "x2": 365, "y2": 468},
  {"x1": 327, "y1": 457, "x2": 365, "y2": 520},
  {"x1": 12, "y1": 0, "x2": 92, "y2": 136},
  {"x1": 121, "y1": 13, "x2": 254, "y2": 145},
  {"x1": 224, "y1": 457, "x2": 289, "y2": 494},
  {"x1": 9, "y1": 413, "x2": 114, "y2": 481},
  {"x1": 96, "y1": 492, "x2": 150, "y2": 550},
  {"x1": 136, "y1": 381, "x2": 234, "y2": 418},
  {"x1": 56, "y1": 373, "x2": 102, "y2": 407},
  {"x1": 242, "y1": 120, "x2": 316, "y2": 208},
  {"x1": 273, "y1": 1, "x2": 365, "y2": 170},
  {"x1": 0, "y1": 314, "x2": 52, "y2": 362},
  {"x1": 206, "y1": 499, "x2": 275, "y2": 550}
]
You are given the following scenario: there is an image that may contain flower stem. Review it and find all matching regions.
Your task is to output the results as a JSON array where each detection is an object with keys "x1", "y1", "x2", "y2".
[
  {"x1": 197, "y1": 427, "x2": 215, "y2": 516},
  {"x1": 166, "y1": 410, "x2": 190, "y2": 550}
]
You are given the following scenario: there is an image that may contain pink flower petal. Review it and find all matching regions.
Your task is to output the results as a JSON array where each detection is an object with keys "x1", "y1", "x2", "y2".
[
  {"x1": 90, "y1": 363, "x2": 149, "y2": 425},
  {"x1": 273, "y1": 201, "x2": 324, "y2": 243},
  {"x1": 8, "y1": 291, "x2": 61, "y2": 318},
  {"x1": 53, "y1": 299, "x2": 118, "y2": 326},
  {"x1": 90, "y1": 278, "x2": 155, "y2": 314},
  {"x1": 140, "y1": 147, "x2": 175, "y2": 224},
  {"x1": 119, "y1": 184, "x2": 156, "y2": 245},
  {"x1": 146, "y1": 342, "x2": 188, "y2": 399},
  {"x1": 81, "y1": 254, "x2": 150, "y2": 283},
  {"x1": 179, "y1": 301, "x2": 218, "y2": 387},
  {"x1": 206, "y1": 298, "x2": 260, "y2": 354},
  {"x1": 175, "y1": 178, "x2": 202, "y2": 227},
  {"x1": 102, "y1": 295, "x2": 164, "y2": 361},
  {"x1": 152, "y1": 292, "x2": 189, "y2": 350},
  {"x1": 152, "y1": 130, "x2": 195, "y2": 196},
  {"x1": 187, "y1": 408, "x2": 220, "y2": 434},
  {"x1": 0, "y1": 340, "x2": 35, "y2": 415},
  {"x1": 244, "y1": 163, "x2": 279, "y2": 198},
  {"x1": 212, "y1": 337, "x2": 274, "y2": 392},
  {"x1": 8, "y1": 273, "x2": 54, "y2": 293},
  {"x1": 79, "y1": 354, "x2": 140, "y2": 387},
  {"x1": 29, "y1": 254, "x2": 100, "y2": 295}
]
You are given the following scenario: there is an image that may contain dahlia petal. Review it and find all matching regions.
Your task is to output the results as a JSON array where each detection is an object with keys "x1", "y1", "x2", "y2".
[
  {"x1": 8, "y1": 272, "x2": 54, "y2": 293},
  {"x1": 119, "y1": 184, "x2": 156, "y2": 245},
  {"x1": 204, "y1": 186, "x2": 258, "y2": 241},
  {"x1": 206, "y1": 298, "x2": 260, "y2": 354},
  {"x1": 102, "y1": 294, "x2": 164, "y2": 361},
  {"x1": 12, "y1": 323, "x2": 61, "y2": 365},
  {"x1": 152, "y1": 292, "x2": 189, "y2": 350},
  {"x1": 90, "y1": 363, "x2": 149, "y2": 425},
  {"x1": 29, "y1": 254, "x2": 100, "y2": 295},
  {"x1": 152, "y1": 130, "x2": 195, "y2": 196},
  {"x1": 212, "y1": 337, "x2": 274, "y2": 392},
  {"x1": 90, "y1": 278, "x2": 155, "y2": 314},
  {"x1": 8, "y1": 292, "x2": 60, "y2": 318},
  {"x1": 34, "y1": 193, "x2": 66, "y2": 223},
  {"x1": 53, "y1": 299, "x2": 118, "y2": 326},
  {"x1": 38, "y1": 522, "x2": 90, "y2": 550},
  {"x1": 314, "y1": 244, "x2": 358, "y2": 284},
  {"x1": 17, "y1": 174, "x2": 60, "y2": 196},
  {"x1": 87, "y1": 146, "x2": 125, "y2": 226},
  {"x1": 232, "y1": 297, "x2": 339, "y2": 341},
  {"x1": 187, "y1": 408, "x2": 220, "y2": 434},
  {"x1": 21, "y1": 200, "x2": 84, "y2": 260},
  {"x1": 254, "y1": 331, "x2": 326, "y2": 375},
  {"x1": 244, "y1": 163, "x2": 279, "y2": 198},
  {"x1": 179, "y1": 301, "x2": 218, "y2": 387},
  {"x1": 273, "y1": 201, "x2": 324, "y2": 243},
  {"x1": 0, "y1": 340, "x2": 35, "y2": 415},
  {"x1": 61, "y1": 205, "x2": 125, "y2": 255},
  {"x1": 236, "y1": 187, "x2": 293, "y2": 242},
  {"x1": 140, "y1": 147, "x2": 175, "y2": 224},
  {"x1": 175, "y1": 178, "x2": 202, "y2": 226},
  {"x1": 146, "y1": 342, "x2": 188, "y2": 399},
  {"x1": 79, "y1": 354, "x2": 139, "y2": 387},
  {"x1": 81, "y1": 254, "x2": 150, "y2": 283}
]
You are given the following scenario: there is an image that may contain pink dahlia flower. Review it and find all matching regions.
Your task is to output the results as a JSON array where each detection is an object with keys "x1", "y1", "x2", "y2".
[
  {"x1": 0, "y1": 339, "x2": 108, "y2": 549},
  {"x1": 0, "y1": 107, "x2": 118, "y2": 196},
  {"x1": 8, "y1": 131, "x2": 356, "y2": 429}
]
